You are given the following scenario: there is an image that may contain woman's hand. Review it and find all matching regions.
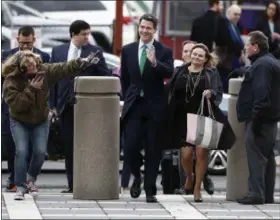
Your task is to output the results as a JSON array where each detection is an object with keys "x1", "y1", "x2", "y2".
[
  {"x1": 30, "y1": 75, "x2": 44, "y2": 90},
  {"x1": 272, "y1": 32, "x2": 280, "y2": 40},
  {"x1": 203, "y1": 90, "x2": 212, "y2": 99},
  {"x1": 80, "y1": 51, "x2": 100, "y2": 69}
]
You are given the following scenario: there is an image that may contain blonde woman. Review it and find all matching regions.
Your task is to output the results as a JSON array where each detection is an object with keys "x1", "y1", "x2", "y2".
[
  {"x1": 2, "y1": 50, "x2": 98, "y2": 200},
  {"x1": 165, "y1": 44, "x2": 222, "y2": 202}
]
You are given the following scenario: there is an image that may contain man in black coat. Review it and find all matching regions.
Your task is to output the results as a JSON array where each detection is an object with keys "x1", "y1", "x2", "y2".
[
  {"x1": 237, "y1": 31, "x2": 280, "y2": 205},
  {"x1": 190, "y1": 0, "x2": 222, "y2": 52},
  {"x1": 121, "y1": 14, "x2": 173, "y2": 203}
]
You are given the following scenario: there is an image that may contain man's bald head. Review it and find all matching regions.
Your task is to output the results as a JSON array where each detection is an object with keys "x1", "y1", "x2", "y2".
[{"x1": 226, "y1": 4, "x2": 242, "y2": 25}]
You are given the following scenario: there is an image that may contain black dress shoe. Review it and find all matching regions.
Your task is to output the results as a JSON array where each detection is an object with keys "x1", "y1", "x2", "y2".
[
  {"x1": 61, "y1": 188, "x2": 73, "y2": 193},
  {"x1": 130, "y1": 177, "x2": 143, "y2": 198},
  {"x1": 265, "y1": 198, "x2": 274, "y2": 204},
  {"x1": 203, "y1": 175, "x2": 214, "y2": 195},
  {"x1": 146, "y1": 195, "x2": 157, "y2": 203},
  {"x1": 236, "y1": 196, "x2": 264, "y2": 205}
]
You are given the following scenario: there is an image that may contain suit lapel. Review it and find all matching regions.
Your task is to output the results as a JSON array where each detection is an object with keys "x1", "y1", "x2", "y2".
[
  {"x1": 80, "y1": 45, "x2": 89, "y2": 58},
  {"x1": 60, "y1": 43, "x2": 70, "y2": 62},
  {"x1": 132, "y1": 42, "x2": 141, "y2": 77}
]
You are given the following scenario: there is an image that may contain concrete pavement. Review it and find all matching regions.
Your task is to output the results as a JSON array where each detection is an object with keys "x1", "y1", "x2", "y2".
[{"x1": 2, "y1": 189, "x2": 280, "y2": 219}]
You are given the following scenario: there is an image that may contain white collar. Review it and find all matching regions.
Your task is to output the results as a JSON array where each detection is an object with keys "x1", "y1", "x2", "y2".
[
  {"x1": 70, "y1": 41, "x2": 81, "y2": 50},
  {"x1": 139, "y1": 39, "x2": 154, "y2": 50}
]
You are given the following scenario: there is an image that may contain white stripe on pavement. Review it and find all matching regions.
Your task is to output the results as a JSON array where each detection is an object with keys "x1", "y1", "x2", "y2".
[
  {"x1": 156, "y1": 195, "x2": 207, "y2": 219},
  {"x1": 3, "y1": 193, "x2": 42, "y2": 219}
]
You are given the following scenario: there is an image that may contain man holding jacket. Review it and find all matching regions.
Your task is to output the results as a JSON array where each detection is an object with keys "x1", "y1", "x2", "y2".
[{"x1": 236, "y1": 31, "x2": 280, "y2": 204}]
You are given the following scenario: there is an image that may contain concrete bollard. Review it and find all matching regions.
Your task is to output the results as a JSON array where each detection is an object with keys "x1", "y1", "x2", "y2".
[
  {"x1": 73, "y1": 76, "x2": 120, "y2": 200},
  {"x1": 226, "y1": 78, "x2": 249, "y2": 201}
]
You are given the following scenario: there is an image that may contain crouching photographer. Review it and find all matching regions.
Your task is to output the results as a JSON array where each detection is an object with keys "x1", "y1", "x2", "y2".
[{"x1": 2, "y1": 50, "x2": 100, "y2": 201}]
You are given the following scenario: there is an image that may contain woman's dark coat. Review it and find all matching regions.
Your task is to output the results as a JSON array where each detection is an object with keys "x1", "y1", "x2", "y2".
[{"x1": 162, "y1": 64, "x2": 236, "y2": 151}]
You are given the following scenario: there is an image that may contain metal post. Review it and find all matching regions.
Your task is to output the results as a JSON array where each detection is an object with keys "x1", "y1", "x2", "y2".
[
  {"x1": 113, "y1": 0, "x2": 123, "y2": 56},
  {"x1": 226, "y1": 78, "x2": 249, "y2": 201}
]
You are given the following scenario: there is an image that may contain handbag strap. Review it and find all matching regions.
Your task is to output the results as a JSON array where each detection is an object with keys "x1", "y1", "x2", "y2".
[
  {"x1": 197, "y1": 94, "x2": 216, "y2": 120},
  {"x1": 197, "y1": 94, "x2": 206, "y2": 116},
  {"x1": 206, "y1": 99, "x2": 216, "y2": 120}
]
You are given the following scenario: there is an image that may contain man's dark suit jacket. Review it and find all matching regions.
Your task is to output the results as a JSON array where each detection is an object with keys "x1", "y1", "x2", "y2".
[
  {"x1": 120, "y1": 40, "x2": 174, "y2": 122},
  {"x1": 190, "y1": 10, "x2": 221, "y2": 52},
  {"x1": 256, "y1": 19, "x2": 280, "y2": 59},
  {"x1": 50, "y1": 43, "x2": 110, "y2": 113},
  {"x1": 1, "y1": 47, "x2": 50, "y2": 114}
]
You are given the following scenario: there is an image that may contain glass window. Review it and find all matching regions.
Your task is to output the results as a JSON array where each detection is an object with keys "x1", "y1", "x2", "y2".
[
  {"x1": 5, "y1": 1, "x2": 42, "y2": 17},
  {"x1": 165, "y1": 1, "x2": 209, "y2": 36},
  {"x1": 2, "y1": 36, "x2": 11, "y2": 51},
  {"x1": 24, "y1": 1, "x2": 106, "y2": 12},
  {"x1": 238, "y1": 0, "x2": 266, "y2": 32}
]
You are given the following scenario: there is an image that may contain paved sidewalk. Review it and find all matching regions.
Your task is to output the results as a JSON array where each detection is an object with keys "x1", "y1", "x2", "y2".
[{"x1": 2, "y1": 189, "x2": 280, "y2": 219}]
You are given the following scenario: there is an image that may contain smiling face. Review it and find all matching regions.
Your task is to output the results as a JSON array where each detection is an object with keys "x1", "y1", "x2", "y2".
[
  {"x1": 190, "y1": 47, "x2": 208, "y2": 67},
  {"x1": 138, "y1": 19, "x2": 156, "y2": 43},
  {"x1": 182, "y1": 42, "x2": 196, "y2": 63}
]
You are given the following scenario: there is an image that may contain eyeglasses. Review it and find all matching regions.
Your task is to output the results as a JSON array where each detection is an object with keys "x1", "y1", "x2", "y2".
[{"x1": 18, "y1": 42, "x2": 33, "y2": 47}]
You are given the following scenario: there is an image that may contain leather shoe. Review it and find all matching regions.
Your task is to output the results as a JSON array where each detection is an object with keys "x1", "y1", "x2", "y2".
[
  {"x1": 61, "y1": 188, "x2": 73, "y2": 193},
  {"x1": 236, "y1": 195, "x2": 264, "y2": 205},
  {"x1": 146, "y1": 195, "x2": 157, "y2": 203},
  {"x1": 130, "y1": 177, "x2": 143, "y2": 198},
  {"x1": 203, "y1": 175, "x2": 214, "y2": 195}
]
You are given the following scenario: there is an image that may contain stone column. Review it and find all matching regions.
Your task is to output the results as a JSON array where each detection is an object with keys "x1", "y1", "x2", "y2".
[
  {"x1": 73, "y1": 76, "x2": 120, "y2": 200},
  {"x1": 226, "y1": 78, "x2": 249, "y2": 201}
]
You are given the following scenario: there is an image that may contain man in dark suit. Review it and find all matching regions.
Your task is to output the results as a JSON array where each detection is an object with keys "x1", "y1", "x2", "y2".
[
  {"x1": 50, "y1": 20, "x2": 110, "y2": 193},
  {"x1": 190, "y1": 0, "x2": 223, "y2": 52},
  {"x1": 121, "y1": 14, "x2": 174, "y2": 203},
  {"x1": 215, "y1": 4, "x2": 245, "y2": 92},
  {"x1": 1, "y1": 25, "x2": 50, "y2": 192}
]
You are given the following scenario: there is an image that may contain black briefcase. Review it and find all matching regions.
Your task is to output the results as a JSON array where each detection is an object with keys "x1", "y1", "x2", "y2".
[{"x1": 161, "y1": 149, "x2": 181, "y2": 194}]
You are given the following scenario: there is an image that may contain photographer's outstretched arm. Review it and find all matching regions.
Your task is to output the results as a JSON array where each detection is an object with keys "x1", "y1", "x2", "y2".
[
  {"x1": 45, "y1": 52, "x2": 100, "y2": 85},
  {"x1": 3, "y1": 78, "x2": 36, "y2": 112}
]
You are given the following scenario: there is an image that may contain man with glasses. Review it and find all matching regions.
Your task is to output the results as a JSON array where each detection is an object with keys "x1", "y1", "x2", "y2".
[{"x1": 1, "y1": 25, "x2": 50, "y2": 192}]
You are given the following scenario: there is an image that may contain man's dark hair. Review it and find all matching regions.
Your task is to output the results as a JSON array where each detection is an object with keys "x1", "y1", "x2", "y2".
[
  {"x1": 209, "y1": 0, "x2": 220, "y2": 7},
  {"x1": 18, "y1": 26, "x2": 35, "y2": 36},
  {"x1": 139, "y1": 14, "x2": 158, "y2": 29},
  {"x1": 69, "y1": 20, "x2": 90, "y2": 38},
  {"x1": 248, "y1": 31, "x2": 269, "y2": 51}
]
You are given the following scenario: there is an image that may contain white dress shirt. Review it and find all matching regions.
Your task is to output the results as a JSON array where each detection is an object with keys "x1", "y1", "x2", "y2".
[
  {"x1": 67, "y1": 41, "x2": 82, "y2": 61},
  {"x1": 138, "y1": 39, "x2": 154, "y2": 67}
]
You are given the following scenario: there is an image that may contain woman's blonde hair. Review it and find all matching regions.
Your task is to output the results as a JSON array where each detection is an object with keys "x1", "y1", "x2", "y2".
[
  {"x1": 2, "y1": 50, "x2": 42, "y2": 78},
  {"x1": 209, "y1": 52, "x2": 220, "y2": 67}
]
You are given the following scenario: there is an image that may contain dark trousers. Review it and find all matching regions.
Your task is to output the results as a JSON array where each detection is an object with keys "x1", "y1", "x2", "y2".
[
  {"x1": 2, "y1": 113, "x2": 16, "y2": 182},
  {"x1": 245, "y1": 121, "x2": 277, "y2": 202},
  {"x1": 123, "y1": 98, "x2": 161, "y2": 194},
  {"x1": 61, "y1": 105, "x2": 74, "y2": 189}
]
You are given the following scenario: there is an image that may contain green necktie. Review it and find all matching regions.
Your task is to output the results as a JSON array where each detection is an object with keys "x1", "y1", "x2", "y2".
[
  {"x1": 139, "y1": 45, "x2": 147, "y2": 97},
  {"x1": 140, "y1": 45, "x2": 147, "y2": 74}
]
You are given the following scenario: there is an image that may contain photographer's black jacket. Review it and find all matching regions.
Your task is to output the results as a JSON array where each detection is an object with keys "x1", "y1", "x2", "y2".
[{"x1": 237, "y1": 52, "x2": 280, "y2": 122}]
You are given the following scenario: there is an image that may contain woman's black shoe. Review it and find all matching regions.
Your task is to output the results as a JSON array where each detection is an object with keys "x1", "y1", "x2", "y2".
[{"x1": 194, "y1": 196, "x2": 203, "y2": 203}]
